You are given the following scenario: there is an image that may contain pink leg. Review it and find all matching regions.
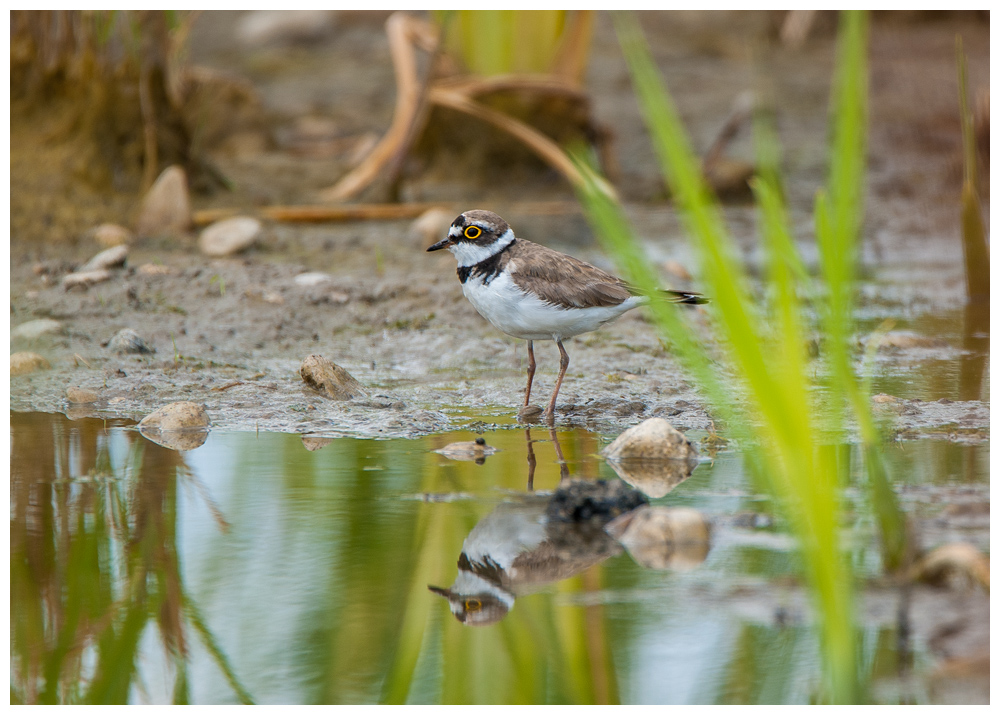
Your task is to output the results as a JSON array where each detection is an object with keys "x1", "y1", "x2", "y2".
[
  {"x1": 523, "y1": 340, "x2": 536, "y2": 407},
  {"x1": 550, "y1": 426, "x2": 569, "y2": 482},
  {"x1": 543, "y1": 340, "x2": 570, "y2": 422}
]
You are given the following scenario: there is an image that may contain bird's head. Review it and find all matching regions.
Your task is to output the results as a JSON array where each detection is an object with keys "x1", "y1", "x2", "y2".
[
  {"x1": 426, "y1": 210, "x2": 515, "y2": 266},
  {"x1": 427, "y1": 584, "x2": 512, "y2": 626}
]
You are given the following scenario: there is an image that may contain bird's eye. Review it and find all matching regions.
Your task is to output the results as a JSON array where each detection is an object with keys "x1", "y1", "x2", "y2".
[
  {"x1": 464, "y1": 226, "x2": 482, "y2": 240},
  {"x1": 465, "y1": 598, "x2": 482, "y2": 611}
]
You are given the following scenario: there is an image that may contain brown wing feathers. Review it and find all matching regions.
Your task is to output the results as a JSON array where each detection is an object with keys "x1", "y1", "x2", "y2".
[{"x1": 506, "y1": 240, "x2": 632, "y2": 309}]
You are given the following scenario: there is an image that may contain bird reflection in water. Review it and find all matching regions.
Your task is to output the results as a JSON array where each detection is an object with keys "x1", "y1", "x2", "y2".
[{"x1": 429, "y1": 427, "x2": 652, "y2": 626}]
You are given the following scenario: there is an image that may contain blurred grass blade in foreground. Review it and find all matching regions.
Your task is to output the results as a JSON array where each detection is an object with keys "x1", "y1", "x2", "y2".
[{"x1": 568, "y1": 10, "x2": 909, "y2": 703}]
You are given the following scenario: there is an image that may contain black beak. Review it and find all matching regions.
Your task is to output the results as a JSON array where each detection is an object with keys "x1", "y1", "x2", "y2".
[
  {"x1": 428, "y1": 585, "x2": 453, "y2": 598},
  {"x1": 427, "y1": 237, "x2": 452, "y2": 252}
]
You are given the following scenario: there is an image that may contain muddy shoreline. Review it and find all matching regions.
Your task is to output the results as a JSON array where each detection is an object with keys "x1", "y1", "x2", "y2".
[{"x1": 10, "y1": 12, "x2": 989, "y2": 441}]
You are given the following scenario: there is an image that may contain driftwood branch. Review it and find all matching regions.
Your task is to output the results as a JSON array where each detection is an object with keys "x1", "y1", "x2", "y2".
[
  {"x1": 317, "y1": 11, "x2": 614, "y2": 204},
  {"x1": 318, "y1": 14, "x2": 436, "y2": 202}
]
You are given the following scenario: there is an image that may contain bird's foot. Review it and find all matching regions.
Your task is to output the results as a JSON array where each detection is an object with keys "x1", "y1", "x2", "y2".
[{"x1": 517, "y1": 404, "x2": 544, "y2": 423}]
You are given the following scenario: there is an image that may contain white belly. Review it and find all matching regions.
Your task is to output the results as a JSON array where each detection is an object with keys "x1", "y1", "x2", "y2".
[{"x1": 462, "y1": 272, "x2": 642, "y2": 341}]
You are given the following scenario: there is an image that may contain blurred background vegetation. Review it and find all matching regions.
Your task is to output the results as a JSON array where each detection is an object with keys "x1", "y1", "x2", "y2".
[{"x1": 9, "y1": 9, "x2": 990, "y2": 705}]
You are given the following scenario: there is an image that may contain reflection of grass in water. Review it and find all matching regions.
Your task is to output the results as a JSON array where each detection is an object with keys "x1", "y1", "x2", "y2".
[
  {"x1": 568, "y1": 10, "x2": 908, "y2": 703},
  {"x1": 9, "y1": 415, "x2": 252, "y2": 704}
]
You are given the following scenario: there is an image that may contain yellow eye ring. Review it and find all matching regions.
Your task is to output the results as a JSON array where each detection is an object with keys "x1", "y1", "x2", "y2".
[
  {"x1": 465, "y1": 598, "x2": 482, "y2": 611},
  {"x1": 464, "y1": 225, "x2": 482, "y2": 240}
]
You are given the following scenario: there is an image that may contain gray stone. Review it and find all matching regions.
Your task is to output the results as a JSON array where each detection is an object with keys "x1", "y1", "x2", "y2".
[
  {"x1": 66, "y1": 386, "x2": 100, "y2": 404},
  {"x1": 300, "y1": 354, "x2": 366, "y2": 400},
  {"x1": 433, "y1": 437, "x2": 498, "y2": 462},
  {"x1": 410, "y1": 207, "x2": 453, "y2": 247},
  {"x1": 107, "y1": 328, "x2": 154, "y2": 354},
  {"x1": 138, "y1": 401, "x2": 211, "y2": 451}
]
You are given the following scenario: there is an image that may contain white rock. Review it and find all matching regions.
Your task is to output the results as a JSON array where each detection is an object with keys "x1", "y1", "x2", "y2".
[
  {"x1": 10, "y1": 352, "x2": 51, "y2": 375},
  {"x1": 93, "y1": 223, "x2": 134, "y2": 247},
  {"x1": 199, "y1": 216, "x2": 262, "y2": 257},
  {"x1": 294, "y1": 272, "x2": 333, "y2": 287},
  {"x1": 81, "y1": 244, "x2": 128, "y2": 272},
  {"x1": 63, "y1": 270, "x2": 112, "y2": 289},
  {"x1": 601, "y1": 417, "x2": 698, "y2": 461},
  {"x1": 237, "y1": 10, "x2": 337, "y2": 46},
  {"x1": 11, "y1": 318, "x2": 63, "y2": 341},
  {"x1": 136, "y1": 165, "x2": 192, "y2": 238}
]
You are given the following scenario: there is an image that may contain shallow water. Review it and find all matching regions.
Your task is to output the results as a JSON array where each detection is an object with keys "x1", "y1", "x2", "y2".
[{"x1": 10, "y1": 411, "x2": 989, "y2": 704}]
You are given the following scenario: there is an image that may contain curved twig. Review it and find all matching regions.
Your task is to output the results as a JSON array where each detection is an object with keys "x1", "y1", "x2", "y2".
[
  {"x1": 318, "y1": 13, "x2": 437, "y2": 202},
  {"x1": 429, "y1": 87, "x2": 616, "y2": 199}
]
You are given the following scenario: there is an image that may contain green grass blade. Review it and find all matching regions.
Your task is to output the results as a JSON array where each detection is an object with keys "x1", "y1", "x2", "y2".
[{"x1": 599, "y1": 10, "x2": 867, "y2": 703}]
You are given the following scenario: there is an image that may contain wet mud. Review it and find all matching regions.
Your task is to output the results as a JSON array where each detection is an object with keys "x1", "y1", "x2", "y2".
[{"x1": 10, "y1": 12, "x2": 989, "y2": 441}]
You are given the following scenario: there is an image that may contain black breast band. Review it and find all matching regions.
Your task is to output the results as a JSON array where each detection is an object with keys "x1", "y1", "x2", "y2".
[{"x1": 457, "y1": 239, "x2": 515, "y2": 285}]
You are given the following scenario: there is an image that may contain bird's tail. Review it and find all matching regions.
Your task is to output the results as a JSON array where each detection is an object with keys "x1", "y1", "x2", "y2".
[{"x1": 660, "y1": 289, "x2": 709, "y2": 305}]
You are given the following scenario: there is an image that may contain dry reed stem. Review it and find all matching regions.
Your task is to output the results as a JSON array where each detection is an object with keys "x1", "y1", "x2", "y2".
[
  {"x1": 318, "y1": 11, "x2": 612, "y2": 204},
  {"x1": 318, "y1": 13, "x2": 435, "y2": 203}
]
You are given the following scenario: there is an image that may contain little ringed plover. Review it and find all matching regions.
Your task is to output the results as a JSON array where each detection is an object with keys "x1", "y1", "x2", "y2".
[{"x1": 427, "y1": 210, "x2": 706, "y2": 421}]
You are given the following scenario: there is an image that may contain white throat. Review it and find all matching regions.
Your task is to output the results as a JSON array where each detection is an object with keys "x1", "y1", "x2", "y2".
[
  {"x1": 451, "y1": 571, "x2": 516, "y2": 609},
  {"x1": 449, "y1": 228, "x2": 515, "y2": 267}
]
